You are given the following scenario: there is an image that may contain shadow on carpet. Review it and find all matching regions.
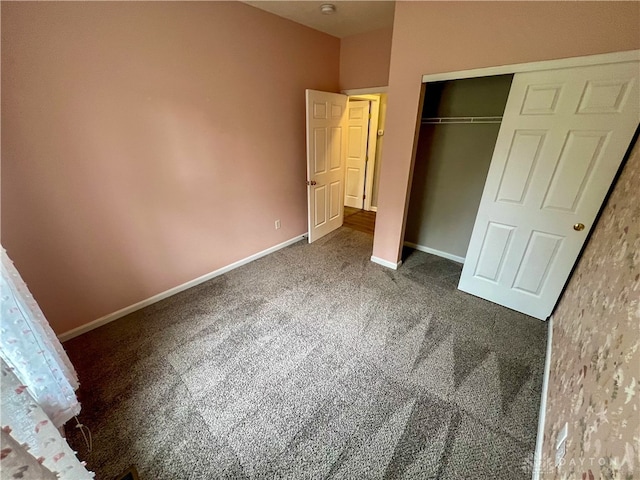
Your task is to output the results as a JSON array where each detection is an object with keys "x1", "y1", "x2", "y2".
[{"x1": 64, "y1": 227, "x2": 547, "y2": 479}]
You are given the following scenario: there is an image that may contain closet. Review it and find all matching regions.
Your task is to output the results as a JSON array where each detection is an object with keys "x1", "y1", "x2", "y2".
[{"x1": 404, "y1": 75, "x2": 514, "y2": 263}]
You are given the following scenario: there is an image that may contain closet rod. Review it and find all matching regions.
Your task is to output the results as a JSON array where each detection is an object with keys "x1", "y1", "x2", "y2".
[{"x1": 421, "y1": 116, "x2": 503, "y2": 125}]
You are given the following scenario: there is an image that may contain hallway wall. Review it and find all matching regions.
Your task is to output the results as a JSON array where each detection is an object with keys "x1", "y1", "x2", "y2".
[{"x1": 340, "y1": 28, "x2": 393, "y2": 91}]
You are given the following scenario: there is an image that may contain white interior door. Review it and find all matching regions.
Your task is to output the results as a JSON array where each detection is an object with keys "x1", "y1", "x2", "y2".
[
  {"x1": 306, "y1": 89, "x2": 347, "y2": 243},
  {"x1": 344, "y1": 100, "x2": 370, "y2": 209},
  {"x1": 459, "y1": 61, "x2": 639, "y2": 320}
]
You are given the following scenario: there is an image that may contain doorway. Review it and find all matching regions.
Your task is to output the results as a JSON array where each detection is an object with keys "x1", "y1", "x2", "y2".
[
  {"x1": 305, "y1": 89, "x2": 387, "y2": 243},
  {"x1": 405, "y1": 75, "x2": 513, "y2": 263},
  {"x1": 344, "y1": 93, "x2": 387, "y2": 214}
]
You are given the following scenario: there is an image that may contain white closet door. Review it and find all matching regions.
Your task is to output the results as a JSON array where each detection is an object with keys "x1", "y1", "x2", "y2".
[{"x1": 459, "y1": 61, "x2": 639, "y2": 320}]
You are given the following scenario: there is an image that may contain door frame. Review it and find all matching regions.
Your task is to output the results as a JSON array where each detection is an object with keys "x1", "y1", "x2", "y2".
[
  {"x1": 405, "y1": 49, "x2": 639, "y2": 262},
  {"x1": 343, "y1": 88, "x2": 388, "y2": 212},
  {"x1": 420, "y1": 50, "x2": 639, "y2": 83},
  {"x1": 346, "y1": 95, "x2": 381, "y2": 211},
  {"x1": 342, "y1": 87, "x2": 388, "y2": 95}
]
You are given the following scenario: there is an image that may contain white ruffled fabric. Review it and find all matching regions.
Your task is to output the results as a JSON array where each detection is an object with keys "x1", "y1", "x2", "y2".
[
  {"x1": 1, "y1": 247, "x2": 80, "y2": 427},
  {"x1": 0, "y1": 246, "x2": 93, "y2": 478}
]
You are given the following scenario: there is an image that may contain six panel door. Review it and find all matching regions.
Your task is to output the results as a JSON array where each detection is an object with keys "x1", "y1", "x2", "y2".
[
  {"x1": 306, "y1": 90, "x2": 348, "y2": 243},
  {"x1": 458, "y1": 61, "x2": 639, "y2": 319}
]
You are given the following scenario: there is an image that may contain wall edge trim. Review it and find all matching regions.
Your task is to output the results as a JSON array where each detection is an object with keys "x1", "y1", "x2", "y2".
[
  {"x1": 421, "y1": 49, "x2": 640, "y2": 83},
  {"x1": 370, "y1": 255, "x2": 402, "y2": 270},
  {"x1": 532, "y1": 314, "x2": 554, "y2": 480},
  {"x1": 403, "y1": 241, "x2": 465, "y2": 264},
  {"x1": 58, "y1": 234, "x2": 307, "y2": 342},
  {"x1": 341, "y1": 86, "x2": 388, "y2": 95}
]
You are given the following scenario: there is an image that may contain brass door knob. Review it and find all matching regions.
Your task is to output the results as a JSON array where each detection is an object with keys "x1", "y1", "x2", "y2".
[{"x1": 573, "y1": 223, "x2": 585, "y2": 231}]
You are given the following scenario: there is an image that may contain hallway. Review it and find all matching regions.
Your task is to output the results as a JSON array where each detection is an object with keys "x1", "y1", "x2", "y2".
[{"x1": 343, "y1": 206, "x2": 376, "y2": 236}]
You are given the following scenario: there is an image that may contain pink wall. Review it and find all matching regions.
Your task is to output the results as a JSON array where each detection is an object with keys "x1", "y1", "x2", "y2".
[
  {"x1": 372, "y1": 1, "x2": 640, "y2": 264},
  {"x1": 1, "y1": 2, "x2": 339, "y2": 335},
  {"x1": 339, "y1": 28, "x2": 393, "y2": 91}
]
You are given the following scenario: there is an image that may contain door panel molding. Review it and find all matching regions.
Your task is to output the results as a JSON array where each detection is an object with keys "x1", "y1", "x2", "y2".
[
  {"x1": 458, "y1": 61, "x2": 639, "y2": 320},
  {"x1": 306, "y1": 90, "x2": 347, "y2": 243},
  {"x1": 344, "y1": 100, "x2": 370, "y2": 209}
]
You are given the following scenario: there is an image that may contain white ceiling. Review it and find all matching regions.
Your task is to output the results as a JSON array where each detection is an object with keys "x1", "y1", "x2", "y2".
[{"x1": 243, "y1": 1, "x2": 395, "y2": 38}]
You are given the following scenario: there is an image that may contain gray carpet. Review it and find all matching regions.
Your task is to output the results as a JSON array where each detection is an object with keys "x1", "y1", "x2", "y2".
[{"x1": 64, "y1": 227, "x2": 547, "y2": 480}]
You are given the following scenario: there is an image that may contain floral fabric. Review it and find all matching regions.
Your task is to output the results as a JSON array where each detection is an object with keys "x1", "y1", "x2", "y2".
[
  {"x1": 1, "y1": 358, "x2": 94, "y2": 479},
  {"x1": 1, "y1": 428, "x2": 59, "y2": 480}
]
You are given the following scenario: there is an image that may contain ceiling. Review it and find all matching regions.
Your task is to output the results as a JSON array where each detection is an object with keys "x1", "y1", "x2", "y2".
[{"x1": 243, "y1": 1, "x2": 395, "y2": 38}]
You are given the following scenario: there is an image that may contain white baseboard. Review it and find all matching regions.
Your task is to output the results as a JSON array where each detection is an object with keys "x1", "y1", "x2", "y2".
[
  {"x1": 370, "y1": 255, "x2": 402, "y2": 270},
  {"x1": 403, "y1": 241, "x2": 465, "y2": 264},
  {"x1": 58, "y1": 234, "x2": 307, "y2": 342},
  {"x1": 369, "y1": 206, "x2": 377, "y2": 212},
  {"x1": 532, "y1": 314, "x2": 554, "y2": 480}
]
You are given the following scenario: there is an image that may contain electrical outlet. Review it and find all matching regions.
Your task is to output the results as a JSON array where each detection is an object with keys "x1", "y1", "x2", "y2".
[{"x1": 275, "y1": 220, "x2": 281, "y2": 230}]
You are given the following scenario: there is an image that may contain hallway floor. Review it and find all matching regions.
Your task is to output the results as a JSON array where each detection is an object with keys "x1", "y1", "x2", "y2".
[{"x1": 344, "y1": 206, "x2": 376, "y2": 236}]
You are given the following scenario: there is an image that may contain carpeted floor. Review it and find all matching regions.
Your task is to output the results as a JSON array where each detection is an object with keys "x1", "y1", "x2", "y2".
[{"x1": 64, "y1": 227, "x2": 547, "y2": 480}]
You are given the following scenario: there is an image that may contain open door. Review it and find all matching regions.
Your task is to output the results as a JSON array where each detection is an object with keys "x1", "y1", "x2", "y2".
[
  {"x1": 306, "y1": 89, "x2": 347, "y2": 243},
  {"x1": 459, "y1": 61, "x2": 639, "y2": 320}
]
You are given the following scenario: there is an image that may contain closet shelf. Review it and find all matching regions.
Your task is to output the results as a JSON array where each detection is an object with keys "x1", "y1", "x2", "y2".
[{"x1": 421, "y1": 116, "x2": 503, "y2": 125}]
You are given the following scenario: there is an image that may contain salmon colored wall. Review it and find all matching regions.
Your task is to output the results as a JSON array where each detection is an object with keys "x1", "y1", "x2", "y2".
[
  {"x1": 339, "y1": 28, "x2": 393, "y2": 91},
  {"x1": 372, "y1": 1, "x2": 640, "y2": 264},
  {"x1": 1, "y1": 2, "x2": 339, "y2": 335}
]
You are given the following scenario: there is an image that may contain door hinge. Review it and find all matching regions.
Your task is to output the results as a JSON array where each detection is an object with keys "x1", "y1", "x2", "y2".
[{"x1": 363, "y1": 194, "x2": 366, "y2": 199}]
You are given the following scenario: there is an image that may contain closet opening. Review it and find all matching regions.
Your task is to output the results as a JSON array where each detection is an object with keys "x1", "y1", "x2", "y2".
[{"x1": 403, "y1": 74, "x2": 514, "y2": 264}]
